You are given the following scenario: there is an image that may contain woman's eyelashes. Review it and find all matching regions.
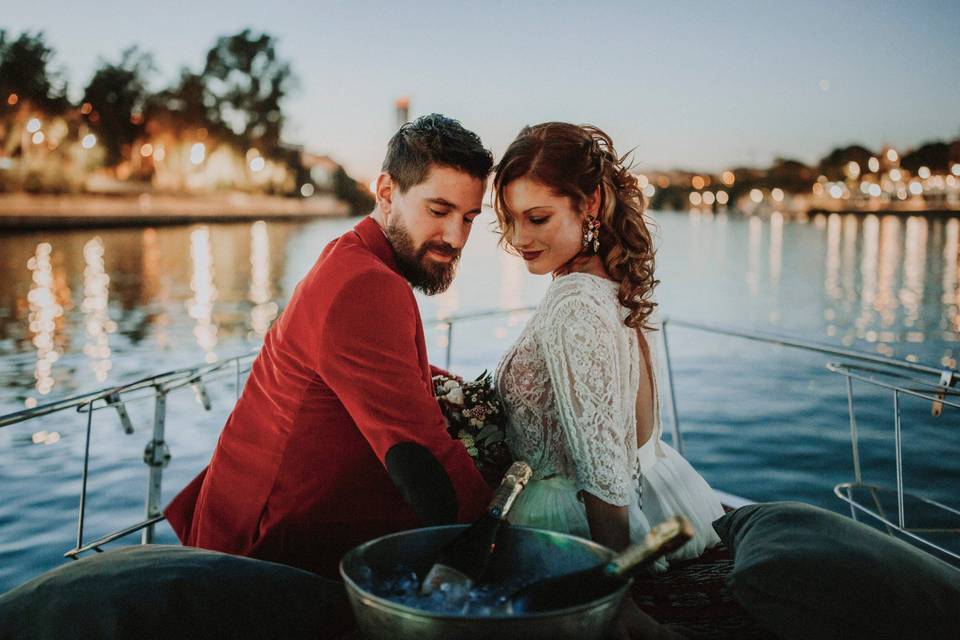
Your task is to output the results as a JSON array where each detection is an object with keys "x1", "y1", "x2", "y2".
[{"x1": 529, "y1": 216, "x2": 548, "y2": 225}]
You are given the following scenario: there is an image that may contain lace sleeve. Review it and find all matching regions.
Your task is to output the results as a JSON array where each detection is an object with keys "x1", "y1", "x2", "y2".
[{"x1": 538, "y1": 293, "x2": 632, "y2": 506}]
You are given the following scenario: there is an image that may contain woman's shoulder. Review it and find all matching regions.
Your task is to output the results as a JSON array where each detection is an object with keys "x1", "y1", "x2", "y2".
[{"x1": 539, "y1": 273, "x2": 622, "y2": 327}]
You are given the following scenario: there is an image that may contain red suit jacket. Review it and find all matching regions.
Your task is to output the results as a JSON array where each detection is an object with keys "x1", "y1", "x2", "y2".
[{"x1": 164, "y1": 216, "x2": 492, "y2": 578}]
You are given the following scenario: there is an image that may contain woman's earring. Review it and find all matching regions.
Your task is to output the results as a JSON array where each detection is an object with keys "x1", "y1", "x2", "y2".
[{"x1": 582, "y1": 215, "x2": 601, "y2": 254}]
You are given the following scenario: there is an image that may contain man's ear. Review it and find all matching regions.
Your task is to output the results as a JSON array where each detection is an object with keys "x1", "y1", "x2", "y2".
[{"x1": 376, "y1": 173, "x2": 394, "y2": 215}]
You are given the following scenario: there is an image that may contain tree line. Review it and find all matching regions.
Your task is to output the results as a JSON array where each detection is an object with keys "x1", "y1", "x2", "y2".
[{"x1": 0, "y1": 29, "x2": 373, "y2": 212}]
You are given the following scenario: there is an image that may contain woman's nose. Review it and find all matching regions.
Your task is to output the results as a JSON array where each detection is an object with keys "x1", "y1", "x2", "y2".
[{"x1": 511, "y1": 225, "x2": 528, "y2": 248}]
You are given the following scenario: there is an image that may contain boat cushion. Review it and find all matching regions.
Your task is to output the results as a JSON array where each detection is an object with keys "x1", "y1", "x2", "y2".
[
  {"x1": 0, "y1": 544, "x2": 354, "y2": 640},
  {"x1": 713, "y1": 501, "x2": 960, "y2": 640}
]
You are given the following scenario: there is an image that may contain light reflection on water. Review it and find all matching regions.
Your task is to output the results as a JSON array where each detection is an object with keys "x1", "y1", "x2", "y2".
[{"x1": 1, "y1": 210, "x2": 959, "y2": 590}]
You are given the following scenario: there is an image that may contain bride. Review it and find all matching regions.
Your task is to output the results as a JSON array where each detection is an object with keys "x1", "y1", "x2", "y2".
[{"x1": 493, "y1": 122, "x2": 724, "y2": 570}]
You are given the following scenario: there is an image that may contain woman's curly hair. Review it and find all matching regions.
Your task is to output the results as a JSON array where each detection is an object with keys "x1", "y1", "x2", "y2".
[{"x1": 493, "y1": 122, "x2": 659, "y2": 330}]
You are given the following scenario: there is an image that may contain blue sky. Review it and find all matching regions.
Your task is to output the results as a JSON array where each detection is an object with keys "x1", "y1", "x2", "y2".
[{"x1": 4, "y1": 0, "x2": 959, "y2": 179}]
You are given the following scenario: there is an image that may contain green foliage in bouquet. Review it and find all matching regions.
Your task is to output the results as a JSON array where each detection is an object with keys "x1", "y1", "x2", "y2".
[{"x1": 433, "y1": 370, "x2": 513, "y2": 486}]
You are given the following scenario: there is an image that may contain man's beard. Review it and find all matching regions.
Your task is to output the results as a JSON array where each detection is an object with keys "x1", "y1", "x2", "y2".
[{"x1": 384, "y1": 217, "x2": 460, "y2": 295}]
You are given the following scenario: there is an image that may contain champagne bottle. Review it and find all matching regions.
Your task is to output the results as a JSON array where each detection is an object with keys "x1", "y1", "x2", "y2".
[
  {"x1": 508, "y1": 515, "x2": 694, "y2": 613},
  {"x1": 419, "y1": 461, "x2": 533, "y2": 595}
]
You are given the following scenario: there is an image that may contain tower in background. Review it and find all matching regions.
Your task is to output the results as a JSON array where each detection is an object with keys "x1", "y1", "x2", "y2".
[{"x1": 395, "y1": 97, "x2": 410, "y2": 130}]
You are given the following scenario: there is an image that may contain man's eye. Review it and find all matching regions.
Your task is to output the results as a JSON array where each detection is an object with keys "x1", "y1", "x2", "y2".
[
  {"x1": 430, "y1": 209, "x2": 447, "y2": 217},
  {"x1": 464, "y1": 216, "x2": 478, "y2": 225}
]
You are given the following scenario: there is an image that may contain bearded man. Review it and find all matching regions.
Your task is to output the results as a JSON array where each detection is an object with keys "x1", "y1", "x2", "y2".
[{"x1": 165, "y1": 114, "x2": 494, "y2": 578}]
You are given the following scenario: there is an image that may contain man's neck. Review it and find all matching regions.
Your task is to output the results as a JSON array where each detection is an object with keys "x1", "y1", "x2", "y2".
[{"x1": 370, "y1": 207, "x2": 387, "y2": 230}]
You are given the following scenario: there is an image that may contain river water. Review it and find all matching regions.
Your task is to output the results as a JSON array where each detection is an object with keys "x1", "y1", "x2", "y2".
[{"x1": 1, "y1": 209, "x2": 958, "y2": 590}]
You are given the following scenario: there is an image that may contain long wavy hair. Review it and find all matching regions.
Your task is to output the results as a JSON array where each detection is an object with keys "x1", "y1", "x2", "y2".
[{"x1": 493, "y1": 122, "x2": 659, "y2": 331}]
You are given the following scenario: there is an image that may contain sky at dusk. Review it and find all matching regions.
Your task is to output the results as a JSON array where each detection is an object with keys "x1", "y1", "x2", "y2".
[{"x1": 4, "y1": 0, "x2": 960, "y2": 180}]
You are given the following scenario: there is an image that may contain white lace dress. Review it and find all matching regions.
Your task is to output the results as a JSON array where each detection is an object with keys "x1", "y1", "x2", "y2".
[{"x1": 495, "y1": 273, "x2": 724, "y2": 571}]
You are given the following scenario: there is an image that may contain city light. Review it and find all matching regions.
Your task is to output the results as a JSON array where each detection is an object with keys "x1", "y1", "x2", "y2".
[
  {"x1": 716, "y1": 190, "x2": 729, "y2": 205},
  {"x1": 80, "y1": 102, "x2": 93, "y2": 115},
  {"x1": 81, "y1": 134, "x2": 97, "y2": 149},
  {"x1": 249, "y1": 157, "x2": 266, "y2": 172},
  {"x1": 889, "y1": 169, "x2": 902, "y2": 182},
  {"x1": 845, "y1": 162, "x2": 860, "y2": 179},
  {"x1": 7, "y1": 93, "x2": 17, "y2": 106},
  {"x1": 721, "y1": 171, "x2": 735, "y2": 186},
  {"x1": 812, "y1": 183, "x2": 824, "y2": 196},
  {"x1": 140, "y1": 143, "x2": 154, "y2": 157},
  {"x1": 300, "y1": 183, "x2": 315, "y2": 197},
  {"x1": 868, "y1": 157, "x2": 880, "y2": 172},
  {"x1": 691, "y1": 175, "x2": 705, "y2": 190},
  {"x1": 636, "y1": 174, "x2": 649, "y2": 188},
  {"x1": 886, "y1": 148, "x2": 899, "y2": 162},
  {"x1": 190, "y1": 142, "x2": 206, "y2": 165},
  {"x1": 869, "y1": 183, "x2": 882, "y2": 197},
  {"x1": 702, "y1": 191, "x2": 716, "y2": 205},
  {"x1": 31, "y1": 131, "x2": 45, "y2": 144},
  {"x1": 909, "y1": 181, "x2": 923, "y2": 196},
  {"x1": 26, "y1": 118, "x2": 42, "y2": 133},
  {"x1": 642, "y1": 184, "x2": 655, "y2": 198},
  {"x1": 771, "y1": 188, "x2": 784, "y2": 202},
  {"x1": 952, "y1": 164, "x2": 960, "y2": 177},
  {"x1": 918, "y1": 166, "x2": 931, "y2": 179},
  {"x1": 829, "y1": 184, "x2": 844, "y2": 199},
  {"x1": 153, "y1": 145, "x2": 165, "y2": 161},
  {"x1": 750, "y1": 188, "x2": 763, "y2": 203},
  {"x1": 689, "y1": 191, "x2": 703, "y2": 206}
]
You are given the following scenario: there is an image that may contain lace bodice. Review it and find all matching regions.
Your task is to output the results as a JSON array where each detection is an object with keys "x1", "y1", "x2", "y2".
[{"x1": 495, "y1": 273, "x2": 662, "y2": 507}]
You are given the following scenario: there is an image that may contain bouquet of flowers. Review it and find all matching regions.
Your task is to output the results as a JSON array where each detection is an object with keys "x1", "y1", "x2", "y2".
[{"x1": 433, "y1": 370, "x2": 513, "y2": 486}]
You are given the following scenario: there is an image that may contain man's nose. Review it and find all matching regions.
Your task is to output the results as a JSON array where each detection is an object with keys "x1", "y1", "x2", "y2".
[{"x1": 442, "y1": 217, "x2": 470, "y2": 250}]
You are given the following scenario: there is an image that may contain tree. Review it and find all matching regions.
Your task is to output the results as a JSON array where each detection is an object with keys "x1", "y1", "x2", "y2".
[
  {"x1": 202, "y1": 29, "x2": 295, "y2": 158},
  {"x1": 332, "y1": 166, "x2": 375, "y2": 215},
  {"x1": 82, "y1": 47, "x2": 155, "y2": 166},
  {"x1": 0, "y1": 30, "x2": 68, "y2": 114},
  {"x1": 764, "y1": 158, "x2": 816, "y2": 193},
  {"x1": 901, "y1": 142, "x2": 951, "y2": 173},
  {"x1": 817, "y1": 145, "x2": 876, "y2": 180}
]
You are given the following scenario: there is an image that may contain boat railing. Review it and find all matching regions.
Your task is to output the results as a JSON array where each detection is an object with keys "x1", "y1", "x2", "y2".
[
  {"x1": 0, "y1": 350, "x2": 260, "y2": 558},
  {"x1": 1, "y1": 309, "x2": 957, "y2": 563},
  {"x1": 661, "y1": 318, "x2": 960, "y2": 562}
]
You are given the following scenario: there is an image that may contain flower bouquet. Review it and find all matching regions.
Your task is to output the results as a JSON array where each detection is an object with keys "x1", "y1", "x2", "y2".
[{"x1": 433, "y1": 370, "x2": 513, "y2": 487}]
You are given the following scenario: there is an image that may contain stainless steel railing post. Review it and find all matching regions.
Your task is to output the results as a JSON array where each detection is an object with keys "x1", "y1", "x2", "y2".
[
  {"x1": 75, "y1": 400, "x2": 95, "y2": 555},
  {"x1": 844, "y1": 376, "x2": 862, "y2": 521},
  {"x1": 444, "y1": 321, "x2": 455, "y2": 370},
  {"x1": 142, "y1": 387, "x2": 171, "y2": 544},
  {"x1": 660, "y1": 318, "x2": 685, "y2": 456},
  {"x1": 893, "y1": 390, "x2": 905, "y2": 529}
]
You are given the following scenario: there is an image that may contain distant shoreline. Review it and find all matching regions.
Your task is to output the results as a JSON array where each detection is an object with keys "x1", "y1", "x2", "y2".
[{"x1": 0, "y1": 192, "x2": 353, "y2": 230}]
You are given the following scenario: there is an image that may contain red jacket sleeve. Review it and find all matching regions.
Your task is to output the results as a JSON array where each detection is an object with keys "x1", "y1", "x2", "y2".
[{"x1": 315, "y1": 269, "x2": 491, "y2": 522}]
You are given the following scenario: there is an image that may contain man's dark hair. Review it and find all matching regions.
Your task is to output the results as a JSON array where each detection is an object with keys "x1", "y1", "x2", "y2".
[{"x1": 381, "y1": 114, "x2": 493, "y2": 192}]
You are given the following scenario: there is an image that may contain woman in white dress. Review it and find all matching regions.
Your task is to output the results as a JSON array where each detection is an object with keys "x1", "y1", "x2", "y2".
[{"x1": 492, "y1": 122, "x2": 725, "y2": 574}]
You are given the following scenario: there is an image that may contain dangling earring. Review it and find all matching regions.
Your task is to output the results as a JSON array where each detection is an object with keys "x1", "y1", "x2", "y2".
[{"x1": 582, "y1": 215, "x2": 601, "y2": 254}]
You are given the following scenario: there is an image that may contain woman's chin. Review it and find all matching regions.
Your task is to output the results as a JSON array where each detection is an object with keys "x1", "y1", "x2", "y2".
[{"x1": 524, "y1": 262, "x2": 551, "y2": 276}]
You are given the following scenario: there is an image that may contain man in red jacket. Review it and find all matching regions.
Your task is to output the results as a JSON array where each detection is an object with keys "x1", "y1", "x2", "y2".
[{"x1": 164, "y1": 114, "x2": 494, "y2": 578}]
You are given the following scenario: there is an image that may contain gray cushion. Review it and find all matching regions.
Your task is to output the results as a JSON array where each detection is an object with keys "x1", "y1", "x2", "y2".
[
  {"x1": 0, "y1": 545, "x2": 353, "y2": 640},
  {"x1": 713, "y1": 502, "x2": 960, "y2": 640}
]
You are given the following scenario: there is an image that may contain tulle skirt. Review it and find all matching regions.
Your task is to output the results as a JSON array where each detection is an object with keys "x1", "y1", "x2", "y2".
[{"x1": 506, "y1": 441, "x2": 724, "y2": 573}]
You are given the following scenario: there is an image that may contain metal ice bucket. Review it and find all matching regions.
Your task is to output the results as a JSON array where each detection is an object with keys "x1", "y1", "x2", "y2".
[{"x1": 339, "y1": 524, "x2": 628, "y2": 640}]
